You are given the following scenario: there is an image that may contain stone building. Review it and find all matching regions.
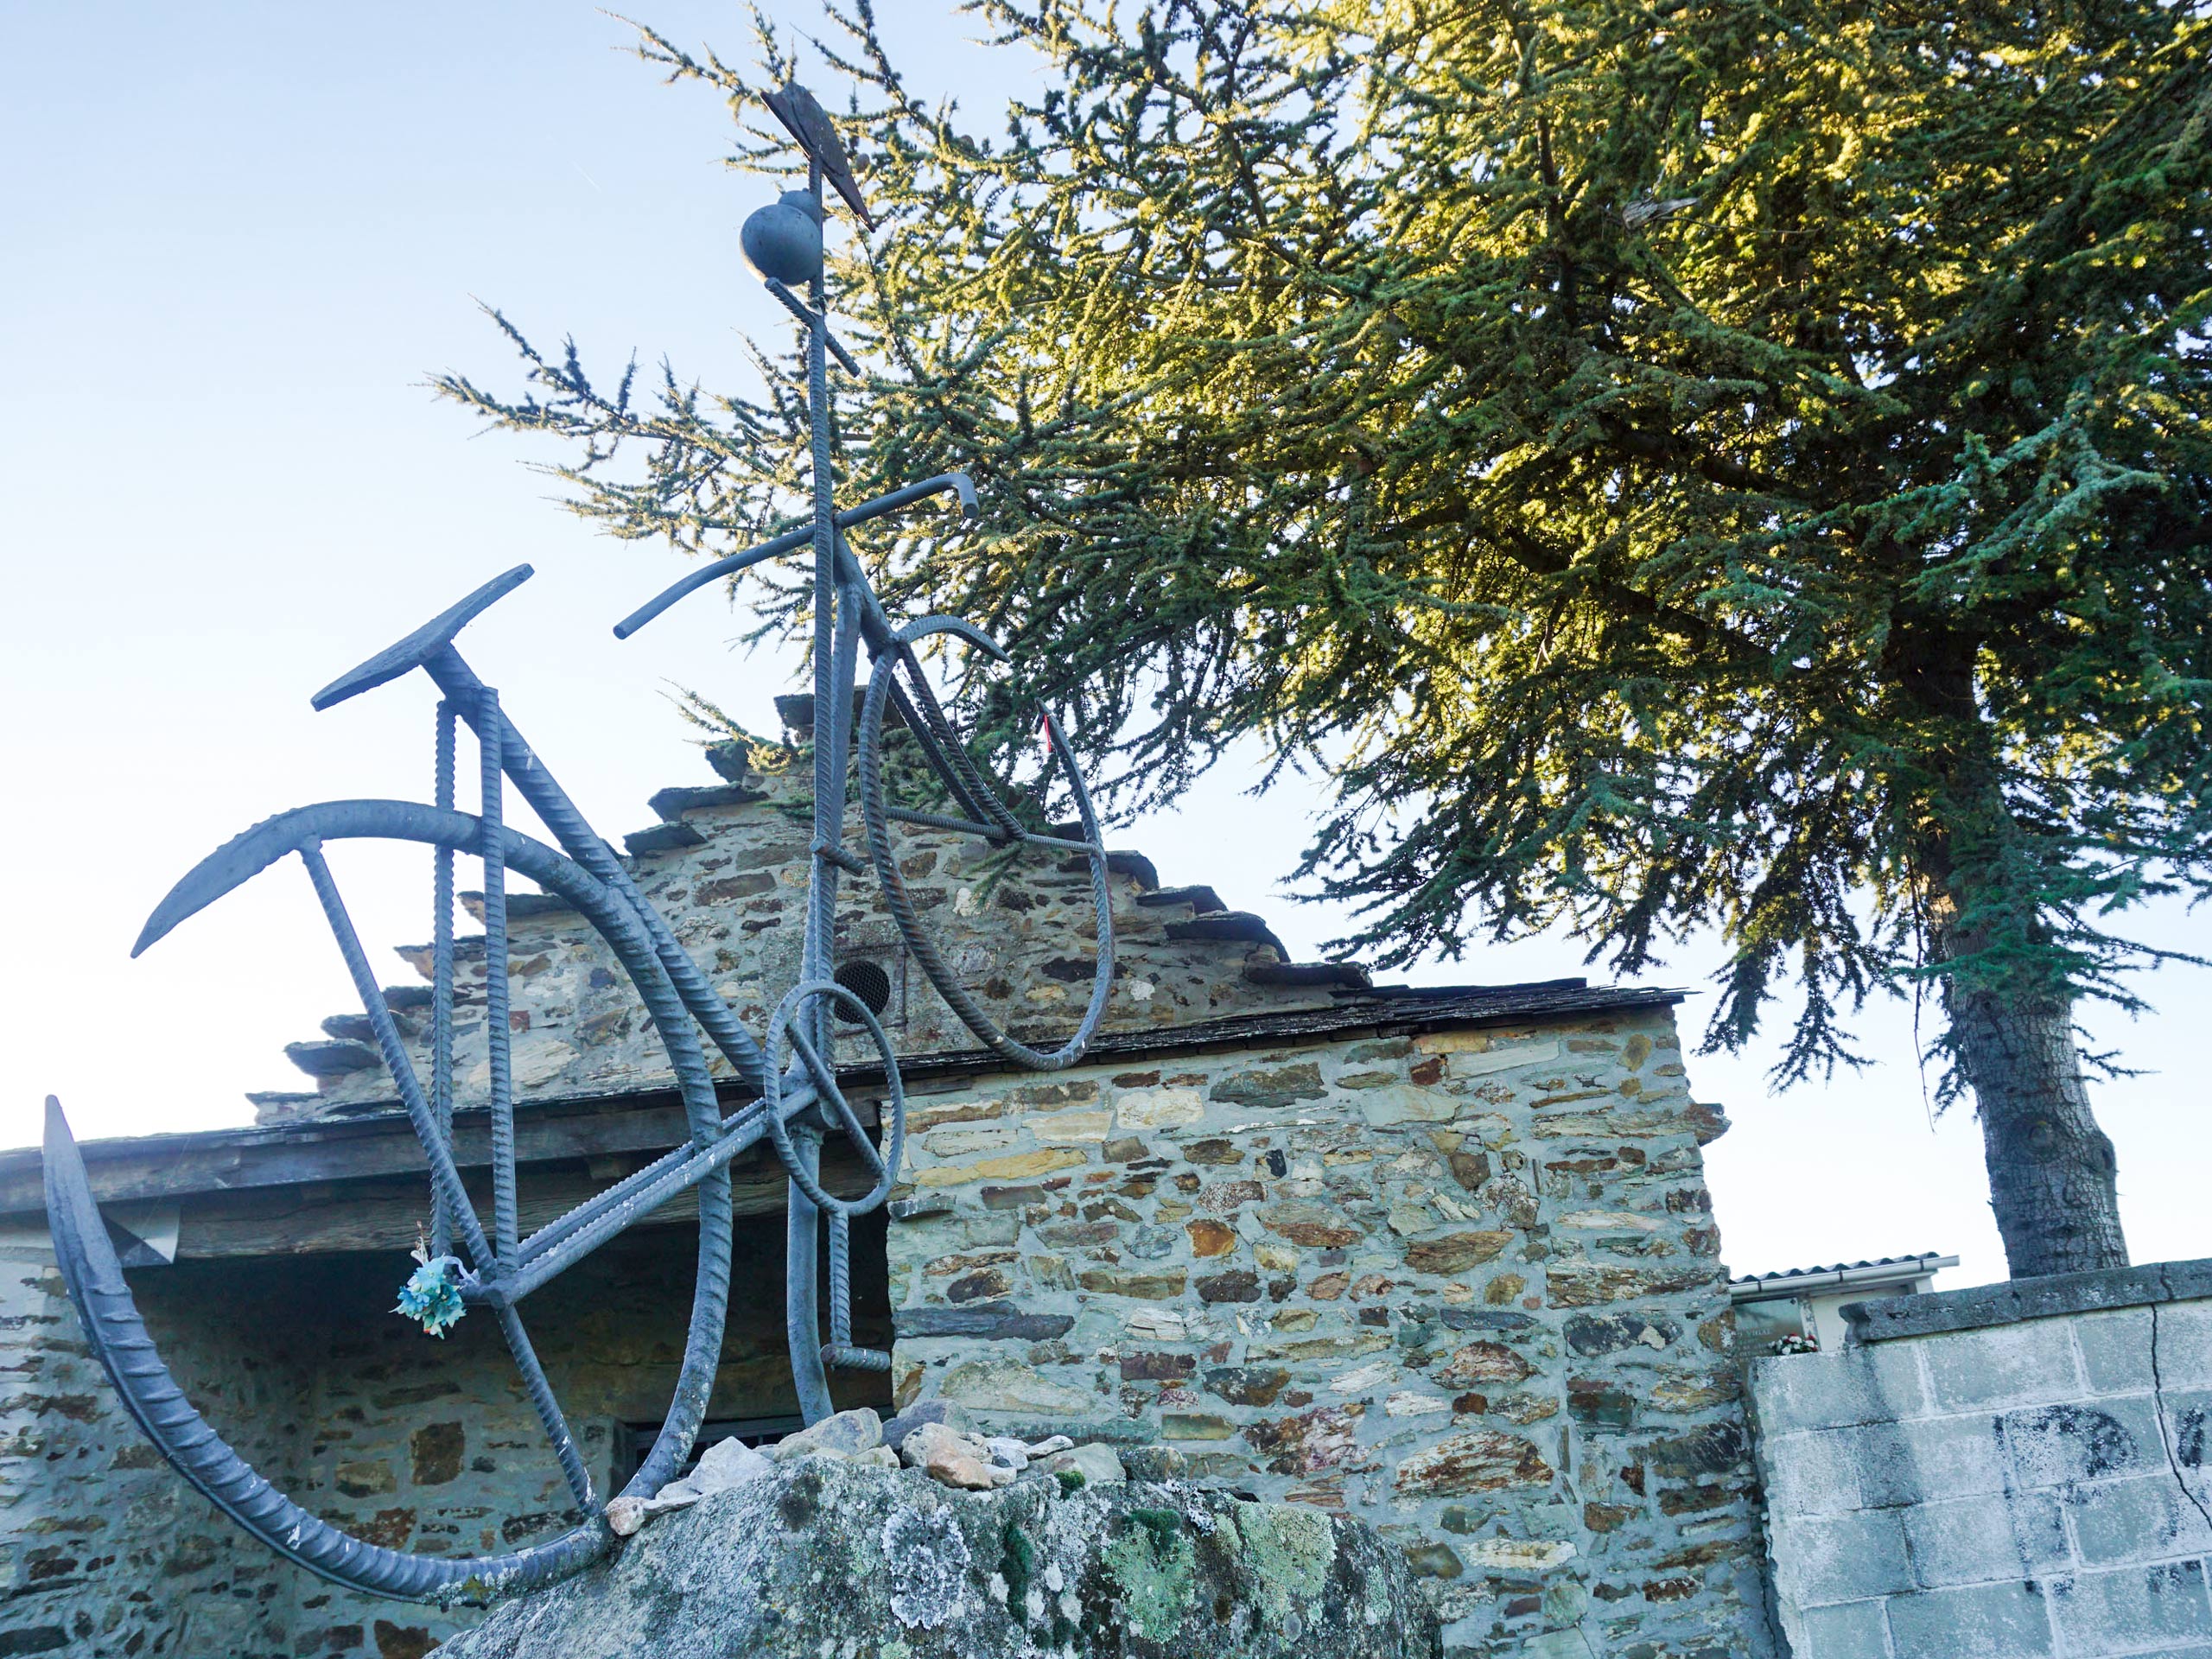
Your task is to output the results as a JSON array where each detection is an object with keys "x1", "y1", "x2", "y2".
[{"x1": 0, "y1": 718, "x2": 1773, "y2": 1658}]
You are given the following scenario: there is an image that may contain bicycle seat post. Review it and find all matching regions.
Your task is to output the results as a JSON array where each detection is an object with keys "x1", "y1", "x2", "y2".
[
  {"x1": 798, "y1": 152, "x2": 849, "y2": 1062},
  {"x1": 777, "y1": 153, "x2": 846, "y2": 1427}
]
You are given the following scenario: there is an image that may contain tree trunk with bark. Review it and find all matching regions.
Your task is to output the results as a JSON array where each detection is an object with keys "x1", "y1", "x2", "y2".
[
  {"x1": 1935, "y1": 913, "x2": 2131, "y2": 1279},
  {"x1": 1901, "y1": 635, "x2": 2133, "y2": 1282}
]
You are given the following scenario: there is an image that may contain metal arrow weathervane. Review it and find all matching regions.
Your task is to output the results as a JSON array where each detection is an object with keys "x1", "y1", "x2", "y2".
[{"x1": 41, "y1": 82, "x2": 1115, "y2": 1602}]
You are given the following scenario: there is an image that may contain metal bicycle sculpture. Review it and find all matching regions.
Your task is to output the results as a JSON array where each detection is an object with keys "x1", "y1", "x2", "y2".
[{"x1": 40, "y1": 84, "x2": 1115, "y2": 1603}]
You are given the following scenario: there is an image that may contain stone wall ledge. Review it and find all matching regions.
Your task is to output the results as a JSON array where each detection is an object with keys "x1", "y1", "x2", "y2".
[{"x1": 1843, "y1": 1255, "x2": 2212, "y2": 1344}]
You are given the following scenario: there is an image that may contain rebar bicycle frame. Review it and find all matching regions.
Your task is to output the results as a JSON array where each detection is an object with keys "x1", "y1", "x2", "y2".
[{"x1": 40, "y1": 111, "x2": 1116, "y2": 1603}]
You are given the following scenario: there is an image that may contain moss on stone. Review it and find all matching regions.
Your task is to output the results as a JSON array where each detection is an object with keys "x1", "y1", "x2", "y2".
[
  {"x1": 999, "y1": 1520, "x2": 1038, "y2": 1617},
  {"x1": 1127, "y1": 1507, "x2": 1185, "y2": 1558}
]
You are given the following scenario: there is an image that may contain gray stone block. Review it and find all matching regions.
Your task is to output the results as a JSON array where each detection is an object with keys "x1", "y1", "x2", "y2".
[
  {"x1": 1794, "y1": 1599, "x2": 1893, "y2": 1659},
  {"x1": 1999, "y1": 1395, "x2": 2167, "y2": 1489},
  {"x1": 1885, "y1": 1580, "x2": 2056, "y2": 1659},
  {"x1": 893, "y1": 1301, "x2": 1077, "y2": 1340},
  {"x1": 1904, "y1": 1491, "x2": 2069, "y2": 1587},
  {"x1": 1752, "y1": 1343, "x2": 1928, "y2": 1434},
  {"x1": 1771, "y1": 1508, "x2": 1914, "y2": 1606},
  {"x1": 1923, "y1": 1321, "x2": 2083, "y2": 1412},
  {"x1": 623, "y1": 819, "x2": 707, "y2": 855},
  {"x1": 2152, "y1": 1301, "x2": 2212, "y2": 1382},
  {"x1": 1854, "y1": 1414, "x2": 2010, "y2": 1507},
  {"x1": 437, "y1": 1461, "x2": 1444, "y2": 1659},
  {"x1": 2070, "y1": 1473, "x2": 2212, "y2": 1567},
  {"x1": 2049, "y1": 1561, "x2": 2212, "y2": 1656},
  {"x1": 2075, "y1": 1308, "x2": 2157, "y2": 1395},
  {"x1": 1759, "y1": 1426, "x2": 1869, "y2": 1517}
]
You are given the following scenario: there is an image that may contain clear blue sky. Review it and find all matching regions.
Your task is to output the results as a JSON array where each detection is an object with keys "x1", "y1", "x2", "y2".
[{"x1": 1, "y1": 3, "x2": 2201, "y2": 1287}]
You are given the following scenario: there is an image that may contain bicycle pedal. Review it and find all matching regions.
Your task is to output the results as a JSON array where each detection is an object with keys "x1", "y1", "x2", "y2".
[{"x1": 821, "y1": 1343, "x2": 893, "y2": 1373}]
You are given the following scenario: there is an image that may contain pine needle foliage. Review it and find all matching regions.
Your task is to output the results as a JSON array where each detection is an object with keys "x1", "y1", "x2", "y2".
[{"x1": 435, "y1": 0, "x2": 2212, "y2": 1268}]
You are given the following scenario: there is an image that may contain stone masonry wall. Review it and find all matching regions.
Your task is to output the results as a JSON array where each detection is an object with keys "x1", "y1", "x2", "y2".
[
  {"x1": 0, "y1": 1222, "x2": 308, "y2": 1659},
  {"x1": 1751, "y1": 1262, "x2": 2212, "y2": 1659},
  {"x1": 0, "y1": 1217, "x2": 888, "y2": 1659},
  {"x1": 886, "y1": 1007, "x2": 1773, "y2": 1658}
]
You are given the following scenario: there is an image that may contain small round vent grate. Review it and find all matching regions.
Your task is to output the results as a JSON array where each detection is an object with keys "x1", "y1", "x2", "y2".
[{"x1": 831, "y1": 959, "x2": 892, "y2": 1024}]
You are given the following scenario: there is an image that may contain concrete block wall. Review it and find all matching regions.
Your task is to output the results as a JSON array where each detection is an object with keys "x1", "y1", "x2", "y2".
[
  {"x1": 1751, "y1": 1262, "x2": 2212, "y2": 1658},
  {"x1": 887, "y1": 1006, "x2": 1776, "y2": 1657}
]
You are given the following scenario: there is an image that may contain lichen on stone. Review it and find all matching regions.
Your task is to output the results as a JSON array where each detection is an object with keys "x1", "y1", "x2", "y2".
[
  {"x1": 1228, "y1": 1502, "x2": 1336, "y2": 1618},
  {"x1": 1101, "y1": 1508, "x2": 1198, "y2": 1643},
  {"x1": 881, "y1": 1505, "x2": 971, "y2": 1630}
]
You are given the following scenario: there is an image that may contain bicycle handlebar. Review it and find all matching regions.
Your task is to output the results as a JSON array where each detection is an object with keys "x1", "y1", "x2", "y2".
[{"x1": 611, "y1": 472, "x2": 978, "y2": 641}]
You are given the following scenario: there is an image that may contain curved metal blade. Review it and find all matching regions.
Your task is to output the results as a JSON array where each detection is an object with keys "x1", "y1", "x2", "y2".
[
  {"x1": 41, "y1": 1096, "x2": 612, "y2": 1600},
  {"x1": 613, "y1": 474, "x2": 978, "y2": 642},
  {"x1": 131, "y1": 798, "x2": 755, "y2": 1153},
  {"x1": 133, "y1": 808, "x2": 320, "y2": 957},
  {"x1": 136, "y1": 797, "x2": 561, "y2": 958}
]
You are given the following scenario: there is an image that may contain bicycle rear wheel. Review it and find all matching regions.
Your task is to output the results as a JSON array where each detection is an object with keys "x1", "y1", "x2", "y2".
[{"x1": 855, "y1": 618, "x2": 1116, "y2": 1071}]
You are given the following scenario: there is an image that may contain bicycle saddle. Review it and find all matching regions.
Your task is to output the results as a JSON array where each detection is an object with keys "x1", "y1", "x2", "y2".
[{"x1": 310, "y1": 564, "x2": 534, "y2": 711}]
